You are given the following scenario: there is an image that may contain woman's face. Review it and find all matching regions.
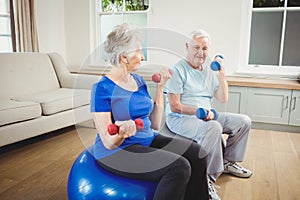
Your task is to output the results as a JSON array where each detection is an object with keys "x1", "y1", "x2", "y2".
[
  {"x1": 186, "y1": 37, "x2": 210, "y2": 69},
  {"x1": 126, "y1": 46, "x2": 145, "y2": 72}
]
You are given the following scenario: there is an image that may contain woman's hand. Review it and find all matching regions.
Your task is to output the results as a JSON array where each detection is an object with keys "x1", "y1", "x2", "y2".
[
  {"x1": 115, "y1": 120, "x2": 137, "y2": 138},
  {"x1": 157, "y1": 68, "x2": 172, "y2": 86}
]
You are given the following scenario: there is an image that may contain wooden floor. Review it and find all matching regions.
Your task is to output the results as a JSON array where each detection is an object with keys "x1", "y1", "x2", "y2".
[{"x1": 0, "y1": 125, "x2": 299, "y2": 200}]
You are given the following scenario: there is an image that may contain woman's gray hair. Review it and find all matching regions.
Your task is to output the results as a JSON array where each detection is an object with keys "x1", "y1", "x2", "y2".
[
  {"x1": 188, "y1": 29, "x2": 211, "y2": 45},
  {"x1": 104, "y1": 23, "x2": 142, "y2": 66}
]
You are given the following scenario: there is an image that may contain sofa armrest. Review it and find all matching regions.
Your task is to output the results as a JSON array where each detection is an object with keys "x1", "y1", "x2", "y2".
[{"x1": 48, "y1": 53, "x2": 100, "y2": 90}]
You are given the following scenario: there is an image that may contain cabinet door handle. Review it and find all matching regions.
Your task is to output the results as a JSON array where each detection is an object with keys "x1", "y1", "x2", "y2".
[
  {"x1": 285, "y1": 96, "x2": 289, "y2": 109},
  {"x1": 292, "y1": 97, "x2": 296, "y2": 110}
]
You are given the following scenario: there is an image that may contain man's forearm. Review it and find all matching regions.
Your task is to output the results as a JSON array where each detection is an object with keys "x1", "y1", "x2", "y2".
[{"x1": 215, "y1": 72, "x2": 228, "y2": 103}]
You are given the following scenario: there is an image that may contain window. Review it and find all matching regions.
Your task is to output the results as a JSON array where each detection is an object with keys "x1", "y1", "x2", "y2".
[
  {"x1": 249, "y1": 0, "x2": 300, "y2": 67},
  {"x1": 96, "y1": 0, "x2": 149, "y2": 62},
  {"x1": 0, "y1": 0, "x2": 12, "y2": 52}
]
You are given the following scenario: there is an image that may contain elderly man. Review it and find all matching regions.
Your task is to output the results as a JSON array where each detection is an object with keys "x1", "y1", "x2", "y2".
[{"x1": 164, "y1": 29, "x2": 252, "y2": 200}]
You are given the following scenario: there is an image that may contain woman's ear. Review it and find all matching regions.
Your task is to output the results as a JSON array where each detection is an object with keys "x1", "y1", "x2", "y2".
[{"x1": 120, "y1": 54, "x2": 128, "y2": 64}]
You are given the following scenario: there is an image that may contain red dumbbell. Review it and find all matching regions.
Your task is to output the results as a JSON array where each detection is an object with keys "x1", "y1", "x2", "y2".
[
  {"x1": 107, "y1": 118, "x2": 144, "y2": 135},
  {"x1": 151, "y1": 69, "x2": 173, "y2": 83}
]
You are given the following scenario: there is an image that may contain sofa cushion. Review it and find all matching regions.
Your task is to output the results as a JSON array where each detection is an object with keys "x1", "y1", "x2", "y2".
[
  {"x1": 0, "y1": 53, "x2": 60, "y2": 99},
  {"x1": 0, "y1": 100, "x2": 41, "y2": 126},
  {"x1": 13, "y1": 88, "x2": 91, "y2": 115}
]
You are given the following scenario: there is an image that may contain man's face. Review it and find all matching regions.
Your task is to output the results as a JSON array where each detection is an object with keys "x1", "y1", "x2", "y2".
[{"x1": 186, "y1": 36, "x2": 210, "y2": 69}]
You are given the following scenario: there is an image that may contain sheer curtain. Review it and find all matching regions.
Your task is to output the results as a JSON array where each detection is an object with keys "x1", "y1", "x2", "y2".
[{"x1": 10, "y1": 0, "x2": 39, "y2": 52}]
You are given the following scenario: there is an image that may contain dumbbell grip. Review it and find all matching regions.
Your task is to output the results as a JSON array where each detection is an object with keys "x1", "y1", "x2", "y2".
[{"x1": 107, "y1": 118, "x2": 144, "y2": 135}]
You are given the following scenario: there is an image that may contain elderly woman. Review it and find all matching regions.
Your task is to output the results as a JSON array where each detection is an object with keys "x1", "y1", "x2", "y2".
[{"x1": 90, "y1": 23, "x2": 209, "y2": 200}]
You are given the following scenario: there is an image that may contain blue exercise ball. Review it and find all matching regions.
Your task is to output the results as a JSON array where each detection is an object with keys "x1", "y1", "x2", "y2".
[{"x1": 68, "y1": 146, "x2": 158, "y2": 200}]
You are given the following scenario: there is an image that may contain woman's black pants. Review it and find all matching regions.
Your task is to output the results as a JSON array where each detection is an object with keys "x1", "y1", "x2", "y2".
[{"x1": 98, "y1": 134, "x2": 209, "y2": 200}]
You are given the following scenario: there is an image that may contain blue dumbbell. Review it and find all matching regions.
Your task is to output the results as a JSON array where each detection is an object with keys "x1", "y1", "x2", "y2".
[
  {"x1": 210, "y1": 55, "x2": 224, "y2": 71},
  {"x1": 196, "y1": 107, "x2": 218, "y2": 120}
]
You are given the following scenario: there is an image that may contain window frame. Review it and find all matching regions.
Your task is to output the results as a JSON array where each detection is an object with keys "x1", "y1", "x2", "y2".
[
  {"x1": 0, "y1": 0, "x2": 12, "y2": 52},
  {"x1": 237, "y1": 0, "x2": 300, "y2": 78},
  {"x1": 95, "y1": 0, "x2": 150, "y2": 64},
  {"x1": 81, "y1": 0, "x2": 151, "y2": 77}
]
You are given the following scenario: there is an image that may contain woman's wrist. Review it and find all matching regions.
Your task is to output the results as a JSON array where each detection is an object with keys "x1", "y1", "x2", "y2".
[
  {"x1": 156, "y1": 84, "x2": 164, "y2": 91},
  {"x1": 154, "y1": 101, "x2": 164, "y2": 107}
]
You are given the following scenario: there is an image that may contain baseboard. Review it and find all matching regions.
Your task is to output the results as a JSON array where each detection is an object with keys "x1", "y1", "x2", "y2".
[{"x1": 252, "y1": 122, "x2": 300, "y2": 133}]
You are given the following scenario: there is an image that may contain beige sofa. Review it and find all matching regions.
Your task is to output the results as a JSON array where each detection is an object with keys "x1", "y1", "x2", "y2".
[{"x1": 0, "y1": 52, "x2": 100, "y2": 147}]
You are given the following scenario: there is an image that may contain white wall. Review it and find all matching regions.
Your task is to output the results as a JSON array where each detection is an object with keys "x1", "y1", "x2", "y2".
[
  {"x1": 36, "y1": 0, "x2": 93, "y2": 68},
  {"x1": 64, "y1": 0, "x2": 93, "y2": 68},
  {"x1": 35, "y1": 0, "x2": 66, "y2": 60},
  {"x1": 149, "y1": 0, "x2": 244, "y2": 74},
  {"x1": 36, "y1": 0, "x2": 245, "y2": 74}
]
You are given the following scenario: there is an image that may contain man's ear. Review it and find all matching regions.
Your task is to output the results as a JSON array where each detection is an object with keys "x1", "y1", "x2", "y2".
[{"x1": 185, "y1": 43, "x2": 189, "y2": 51}]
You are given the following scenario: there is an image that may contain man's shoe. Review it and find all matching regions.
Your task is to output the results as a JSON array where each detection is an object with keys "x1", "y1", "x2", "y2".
[
  {"x1": 207, "y1": 176, "x2": 221, "y2": 200},
  {"x1": 223, "y1": 161, "x2": 252, "y2": 178}
]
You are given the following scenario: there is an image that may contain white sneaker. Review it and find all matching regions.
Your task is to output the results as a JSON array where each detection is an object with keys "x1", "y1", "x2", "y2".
[
  {"x1": 207, "y1": 176, "x2": 221, "y2": 200},
  {"x1": 223, "y1": 161, "x2": 252, "y2": 178}
]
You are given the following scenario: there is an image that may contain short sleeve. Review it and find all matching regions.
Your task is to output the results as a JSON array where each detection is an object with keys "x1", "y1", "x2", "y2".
[
  {"x1": 164, "y1": 66, "x2": 184, "y2": 94},
  {"x1": 90, "y1": 79, "x2": 112, "y2": 112}
]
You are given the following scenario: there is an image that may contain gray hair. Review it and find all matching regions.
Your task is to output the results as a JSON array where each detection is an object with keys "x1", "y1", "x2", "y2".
[
  {"x1": 104, "y1": 23, "x2": 142, "y2": 66},
  {"x1": 188, "y1": 29, "x2": 211, "y2": 45}
]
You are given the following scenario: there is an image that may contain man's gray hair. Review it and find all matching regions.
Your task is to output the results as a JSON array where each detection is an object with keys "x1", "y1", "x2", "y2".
[
  {"x1": 104, "y1": 23, "x2": 142, "y2": 66},
  {"x1": 188, "y1": 29, "x2": 211, "y2": 45}
]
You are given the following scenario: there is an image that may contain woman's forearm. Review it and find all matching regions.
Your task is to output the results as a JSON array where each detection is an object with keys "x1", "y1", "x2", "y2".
[
  {"x1": 149, "y1": 85, "x2": 164, "y2": 130},
  {"x1": 93, "y1": 113, "x2": 125, "y2": 150}
]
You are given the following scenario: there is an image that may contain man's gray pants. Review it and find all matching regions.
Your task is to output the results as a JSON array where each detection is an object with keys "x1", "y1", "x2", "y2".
[{"x1": 166, "y1": 112, "x2": 252, "y2": 181}]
